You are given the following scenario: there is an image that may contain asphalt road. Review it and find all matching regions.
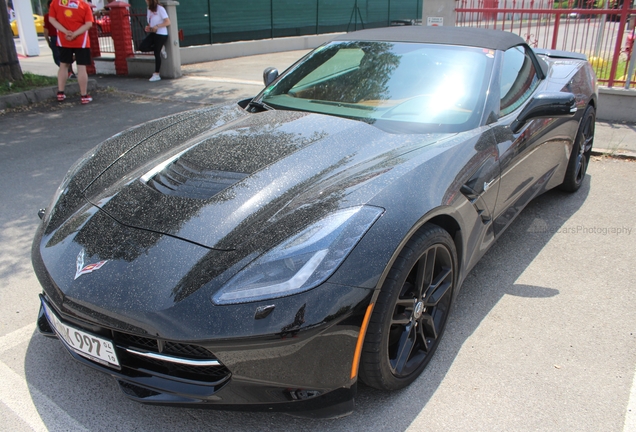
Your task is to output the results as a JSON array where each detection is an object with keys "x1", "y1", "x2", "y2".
[{"x1": 0, "y1": 91, "x2": 635, "y2": 431}]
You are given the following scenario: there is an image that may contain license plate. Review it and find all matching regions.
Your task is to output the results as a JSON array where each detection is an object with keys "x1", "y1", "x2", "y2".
[{"x1": 42, "y1": 300, "x2": 120, "y2": 368}]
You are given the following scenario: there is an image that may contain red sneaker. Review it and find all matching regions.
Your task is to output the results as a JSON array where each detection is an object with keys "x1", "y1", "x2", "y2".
[
  {"x1": 81, "y1": 94, "x2": 93, "y2": 105},
  {"x1": 57, "y1": 92, "x2": 65, "y2": 102}
]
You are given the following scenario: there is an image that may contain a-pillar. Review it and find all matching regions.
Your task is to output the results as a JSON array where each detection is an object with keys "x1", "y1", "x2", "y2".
[{"x1": 107, "y1": 1, "x2": 134, "y2": 75}]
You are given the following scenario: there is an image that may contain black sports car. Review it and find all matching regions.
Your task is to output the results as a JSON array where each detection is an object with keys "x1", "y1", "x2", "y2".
[{"x1": 33, "y1": 26, "x2": 597, "y2": 418}]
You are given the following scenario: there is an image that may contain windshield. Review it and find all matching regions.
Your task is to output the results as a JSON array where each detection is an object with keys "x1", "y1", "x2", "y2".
[{"x1": 257, "y1": 41, "x2": 494, "y2": 134}]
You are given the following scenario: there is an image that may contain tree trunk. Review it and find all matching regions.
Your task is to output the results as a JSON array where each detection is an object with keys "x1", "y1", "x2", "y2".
[{"x1": 0, "y1": 0, "x2": 23, "y2": 82}]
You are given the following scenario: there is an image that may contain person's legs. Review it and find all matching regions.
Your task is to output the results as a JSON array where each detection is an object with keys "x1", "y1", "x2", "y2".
[
  {"x1": 57, "y1": 62, "x2": 69, "y2": 92},
  {"x1": 69, "y1": 54, "x2": 76, "y2": 78},
  {"x1": 49, "y1": 36, "x2": 60, "y2": 66},
  {"x1": 57, "y1": 48, "x2": 74, "y2": 98},
  {"x1": 150, "y1": 35, "x2": 168, "y2": 81},
  {"x1": 74, "y1": 48, "x2": 92, "y2": 103},
  {"x1": 153, "y1": 35, "x2": 167, "y2": 72},
  {"x1": 139, "y1": 34, "x2": 161, "y2": 80},
  {"x1": 138, "y1": 33, "x2": 155, "y2": 53},
  {"x1": 77, "y1": 65, "x2": 88, "y2": 95},
  {"x1": 153, "y1": 46, "x2": 161, "y2": 74}
]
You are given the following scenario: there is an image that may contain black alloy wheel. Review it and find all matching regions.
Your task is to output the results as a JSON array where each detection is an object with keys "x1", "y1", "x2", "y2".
[
  {"x1": 359, "y1": 224, "x2": 457, "y2": 390},
  {"x1": 560, "y1": 105, "x2": 595, "y2": 192}
]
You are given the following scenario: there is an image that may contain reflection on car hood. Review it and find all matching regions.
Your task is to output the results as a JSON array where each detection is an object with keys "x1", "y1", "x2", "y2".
[{"x1": 80, "y1": 105, "x2": 449, "y2": 249}]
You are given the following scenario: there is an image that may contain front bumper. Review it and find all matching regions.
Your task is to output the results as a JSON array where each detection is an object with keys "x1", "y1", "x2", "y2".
[{"x1": 36, "y1": 291, "x2": 367, "y2": 418}]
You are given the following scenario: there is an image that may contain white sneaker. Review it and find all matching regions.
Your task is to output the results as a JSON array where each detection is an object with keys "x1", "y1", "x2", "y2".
[
  {"x1": 160, "y1": 47, "x2": 167, "y2": 59},
  {"x1": 149, "y1": 74, "x2": 161, "y2": 82}
]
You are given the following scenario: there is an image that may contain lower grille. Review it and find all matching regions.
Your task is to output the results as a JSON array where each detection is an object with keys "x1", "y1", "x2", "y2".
[
  {"x1": 114, "y1": 333, "x2": 158, "y2": 351},
  {"x1": 113, "y1": 331, "x2": 231, "y2": 384},
  {"x1": 42, "y1": 300, "x2": 231, "y2": 385},
  {"x1": 164, "y1": 341, "x2": 212, "y2": 359},
  {"x1": 126, "y1": 354, "x2": 230, "y2": 383},
  {"x1": 113, "y1": 332, "x2": 215, "y2": 359}
]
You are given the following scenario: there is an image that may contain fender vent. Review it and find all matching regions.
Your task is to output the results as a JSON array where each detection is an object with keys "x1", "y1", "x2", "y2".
[
  {"x1": 460, "y1": 184, "x2": 492, "y2": 224},
  {"x1": 146, "y1": 158, "x2": 248, "y2": 200}
]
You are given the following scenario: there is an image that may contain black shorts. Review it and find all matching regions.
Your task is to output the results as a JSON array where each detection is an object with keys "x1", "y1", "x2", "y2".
[{"x1": 59, "y1": 47, "x2": 91, "y2": 65}]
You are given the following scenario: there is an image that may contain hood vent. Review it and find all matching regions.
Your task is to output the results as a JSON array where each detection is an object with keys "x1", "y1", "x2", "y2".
[{"x1": 146, "y1": 158, "x2": 248, "y2": 200}]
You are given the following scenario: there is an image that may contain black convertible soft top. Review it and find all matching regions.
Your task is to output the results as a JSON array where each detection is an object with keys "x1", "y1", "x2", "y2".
[{"x1": 334, "y1": 26, "x2": 527, "y2": 51}]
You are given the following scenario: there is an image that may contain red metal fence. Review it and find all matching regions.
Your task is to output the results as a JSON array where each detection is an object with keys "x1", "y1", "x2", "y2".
[
  {"x1": 94, "y1": 9, "x2": 114, "y2": 53},
  {"x1": 456, "y1": 0, "x2": 636, "y2": 88},
  {"x1": 129, "y1": 8, "x2": 151, "y2": 54},
  {"x1": 94, "y1": 8, "x2": 153, "y2": 57}
]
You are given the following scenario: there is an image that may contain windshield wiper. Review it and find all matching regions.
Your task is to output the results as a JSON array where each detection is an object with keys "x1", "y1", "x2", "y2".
[
  {"x1": 247, "y1": 100, "x2": 272, "y2": 113},
  {"x1": 310, "y1": 100, "x2": 375, "y2": 111}
]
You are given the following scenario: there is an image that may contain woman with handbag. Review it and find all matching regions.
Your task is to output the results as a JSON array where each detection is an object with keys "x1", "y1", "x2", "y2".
[{"x1": 139, "y1": 0, "x2": 170, "y2": 82}]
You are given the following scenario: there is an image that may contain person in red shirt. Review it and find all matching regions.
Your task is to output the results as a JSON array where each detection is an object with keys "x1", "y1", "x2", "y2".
[
  {"x1": 49, "y1": 0, "x2": 94, "y2": 104},
  {"x1": 43, "y1": 0, "x2": 76, "y2": 78}
]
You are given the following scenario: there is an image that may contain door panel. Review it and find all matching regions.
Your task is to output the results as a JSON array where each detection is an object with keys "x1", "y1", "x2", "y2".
[{"x1": 491, "y1": 116, "x2": 574, "y2": 235}]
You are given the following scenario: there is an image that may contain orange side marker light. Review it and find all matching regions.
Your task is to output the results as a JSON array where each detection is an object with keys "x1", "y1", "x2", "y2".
[{"x1": 350, "y1": 303, "x2": 374, "y2": 380}]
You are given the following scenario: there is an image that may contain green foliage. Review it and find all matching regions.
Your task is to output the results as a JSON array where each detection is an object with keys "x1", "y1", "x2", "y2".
[
  {"x1": 592, "y1": 58, "x2": 632, "y2": 81},
  {"x1": 0, "y1": 72, "x2": 57, "y2": 96},
  {"x1": 553, "y1": 0, "x2": 605, "y2": 8}
]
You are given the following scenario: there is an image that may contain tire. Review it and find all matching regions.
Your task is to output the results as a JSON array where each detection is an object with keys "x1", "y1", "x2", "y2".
[
  {"x1": 559, "y1": 105, "x2": 595, "y2": 193},
  {"x1": 359, "y1": 224, "x2": 457, "y2": 391}
]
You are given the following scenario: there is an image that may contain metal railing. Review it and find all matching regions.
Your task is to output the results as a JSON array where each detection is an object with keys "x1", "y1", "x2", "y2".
[
  {"x1": 93, "y1": 8, "x2": 153, "y2": 56},
  {"x1": 94, "y1": 9, "x2": 114, "y2": 54},
  {"x1": 129, "y1": 8, "x2": 151, "y2": 54},
  {"x1": 456, "y1": 0, "x2": 636, "y2": 88}
]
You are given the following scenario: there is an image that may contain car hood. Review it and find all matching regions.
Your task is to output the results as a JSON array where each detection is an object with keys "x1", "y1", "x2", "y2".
[
  {"x1": 71, "y1": 105, "x2": 450, "y2": 251},
  {"x1": 36, "y1": 105, "x2": 458, "y2": 315}
]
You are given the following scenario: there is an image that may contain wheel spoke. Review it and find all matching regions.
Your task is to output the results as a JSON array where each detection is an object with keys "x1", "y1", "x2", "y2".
[
  {"x1": 391, "y1": 323, "x2": 416, "y2": 374},
  {"x1": 424, "y1": 266, "x2": 452, "y2": 306},
  {"x1": 415, "y1": 248, "x2": 436, "y2": 300},
  {"x1": 583, "y1": 134, "x2": 594, "y2": 153},
  {"x1": 421, "y1": 313, "x2": 438, "y2": 341},
  {"x1": 392, "y1": 298, "x2": 414, "y2": 325},
  {"x1": 417, "y1": 321, "x2": 430, "y2": 351},
  {"x1": 581, "y1": 115, "x2": 594, "y2": 153},
  {"x1": 395, "y1": 298, "x2": 414, "y2": 308},
  {"x1": 414, "y1": 255, "x2": 427, "y2": 299},
  {"x1": 416, "y1": 247, "x2": 436, "y2": 299},
  {"x1": 575, "y1": 154, "x2": 586, "y2": 182},
  {"x1": 424, "y1": 248, "x2": 436, "y2": 289},
  {"x1": 392, "y1": 315, "x2": 411, "y2": 326}
]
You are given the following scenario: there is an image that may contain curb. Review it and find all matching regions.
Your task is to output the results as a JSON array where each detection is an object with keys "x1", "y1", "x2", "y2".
[
  {"x1": 591, "y1": 148, "x2": 636, "y2": 160},
  {"x1": 0, "y1": 79, "x2": 98, "y2": 110}
]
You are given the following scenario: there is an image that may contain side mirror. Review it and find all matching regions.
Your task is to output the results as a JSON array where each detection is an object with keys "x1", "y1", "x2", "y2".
[
  {"x1": 263, "y1": 67, "x2": 279, "y2": 87},
  {"x1": 510, "y1": 92, "x2": 577, "y2": 134}
]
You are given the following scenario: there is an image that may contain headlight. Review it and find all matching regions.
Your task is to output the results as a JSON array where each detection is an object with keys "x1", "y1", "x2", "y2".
[
  {"x1": 45, "y1": 148, "x2": 96, "y2": 222},
  {"x1": 212, "y1": 206, "x2": 383, "y2": 305}
]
